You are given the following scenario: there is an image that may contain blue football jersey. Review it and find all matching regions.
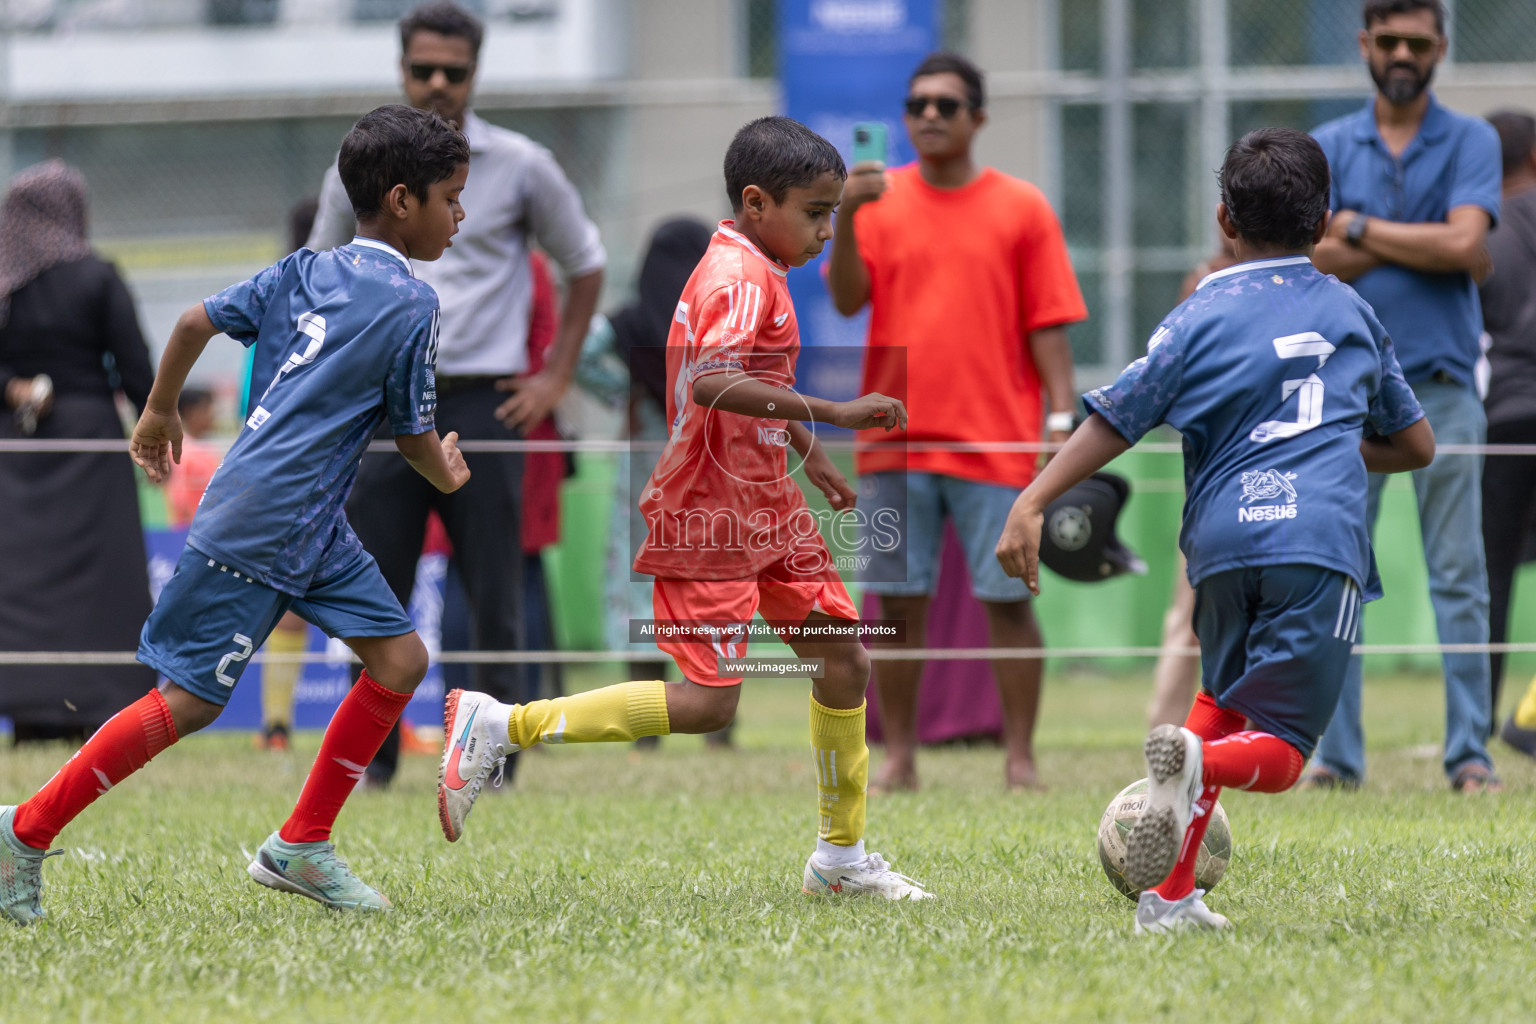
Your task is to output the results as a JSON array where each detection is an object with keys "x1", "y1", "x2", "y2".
[
  {"x1": 189, "y1": 238, "x2": 439, "y2": 594},
  {"x1": 1085, "y1": 255, "x2": 1424, "y2": 598}
]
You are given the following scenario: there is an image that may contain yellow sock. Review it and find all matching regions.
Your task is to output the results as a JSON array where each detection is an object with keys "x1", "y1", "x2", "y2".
[
  {"x1": 260, "y1": 625, "x2": 306, "y2": 730},
  {"x1": 508, "y1": 680, "x2": 670, "y2": 748},
  {"x1": 1515, "y1": 673, "x2": 1536, "y2": 730},
  {"x1": 810, "y1": 697, "x2": 868, "y2": 847}
]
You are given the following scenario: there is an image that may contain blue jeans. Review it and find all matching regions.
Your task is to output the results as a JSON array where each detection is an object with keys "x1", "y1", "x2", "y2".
[
  {"x1": 859, "y1": 471, "x2": 1032, "y2": 602},
  {"x1": 1313, "y1": 378, "x2": 1493, "y2": 780}
]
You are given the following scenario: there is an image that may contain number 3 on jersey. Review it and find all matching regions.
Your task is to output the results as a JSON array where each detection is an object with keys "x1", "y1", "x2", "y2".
[{"x1": 1249, "y1": 331, "x2": 1336, "y2": 444}]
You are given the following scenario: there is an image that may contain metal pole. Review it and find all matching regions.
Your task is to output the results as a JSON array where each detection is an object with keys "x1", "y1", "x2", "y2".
[
  {"x1": 1101, "y1": 0, "x2": 1132, "y2": 370},
  {"x1": 1040, "y1": 0, "x2": 1064, "y2": 212},
  {"x1": 1197, "y1": 0, "x2": 1230, "y2": 252}
]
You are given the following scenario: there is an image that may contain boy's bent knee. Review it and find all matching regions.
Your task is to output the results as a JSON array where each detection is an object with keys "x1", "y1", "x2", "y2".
[
  {"x1": 665, "y1": 680, "x2": 739, "y2": 734},
  {"x1": 814, "y1": 643, "x2": 870, "y2": 708},
  {"x1": 161, "y1": 683, "x2": 222, "y2": 735},
  {"x1": 826, "y1": 640, "x2": 869, "y2": 679},
  {"x1": 348, "y1": 631, "x2": 429, "y2": 693}
]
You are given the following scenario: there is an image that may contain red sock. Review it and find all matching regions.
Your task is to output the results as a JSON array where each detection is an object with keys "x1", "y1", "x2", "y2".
[
  {"x1": 12, "y1": 689, "x2": 178, "y2": 849},
  {"x1": 1184, "y1": 689, "x2": 1245, "y2": 741},
  {"x1": 279, "y1": 671, "x2": 411, "y2": 844},
  {"x1": 1202, "y1": 730, "x2": 1304, "y2": 792},
  {"x1": 1152, "y1": 784, "x2": 1219, "y2": 901}
]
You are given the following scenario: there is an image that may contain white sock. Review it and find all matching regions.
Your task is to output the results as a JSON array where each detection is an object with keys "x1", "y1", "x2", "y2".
[
  {"x1": 485, "y1": 699, "x2": 516, "y2": 756},
  {"x1": 815, "y1": 838, "x2": 866, "y2": 866}
]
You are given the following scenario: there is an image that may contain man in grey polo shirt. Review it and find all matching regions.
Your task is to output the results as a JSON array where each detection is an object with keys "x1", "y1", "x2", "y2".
[
  {"x1": 1307, "y1": 0, "x2": 1501, "y2": 791},
  {"x1": 307, "y1": 1, "x2": 605, "y2": 786}
]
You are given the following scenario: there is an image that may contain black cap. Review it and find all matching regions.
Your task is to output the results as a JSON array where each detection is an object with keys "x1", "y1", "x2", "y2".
[{"x1": 1038, "y1": 472, "x2": 1148, "y2": 583}]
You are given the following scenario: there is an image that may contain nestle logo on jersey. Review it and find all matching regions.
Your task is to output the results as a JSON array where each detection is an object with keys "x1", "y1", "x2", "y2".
[
  {"x1": 1238, "y1": 503, "x2": 1299, "y2": 523},
  {"x1": 1237, "y1": 468, "x2": 1299, "y2": 524}
]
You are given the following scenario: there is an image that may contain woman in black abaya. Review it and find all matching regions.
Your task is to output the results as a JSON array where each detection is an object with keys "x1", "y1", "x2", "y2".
[{"x1": 0, "y1": 160, "x2": 157, "y2": 742}]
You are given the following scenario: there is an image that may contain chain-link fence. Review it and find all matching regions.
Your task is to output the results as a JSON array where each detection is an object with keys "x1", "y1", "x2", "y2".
[
  {"x1": 2, "y1": 0, "x2": 1534, "y2": 388},
  {"x1": 1045, "y1": 0, "x2": 1536, "y2": 377}
]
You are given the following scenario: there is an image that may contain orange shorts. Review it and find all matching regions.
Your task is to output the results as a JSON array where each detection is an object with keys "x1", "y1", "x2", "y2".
[{"x1": 652, "y1": 550, "x2": 859, "y2": 686}]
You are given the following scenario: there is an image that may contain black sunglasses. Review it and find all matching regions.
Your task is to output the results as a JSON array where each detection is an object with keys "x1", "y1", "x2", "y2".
[
  {"x1": 1369, "y1": 32, "x2": 1438, "y2": 57},
  {"x1": 409, "y1": 63, "x2": 473, "y2": 85},
  {"x1": 904, "y1": 95, "x2": 966, "y2": 119}
]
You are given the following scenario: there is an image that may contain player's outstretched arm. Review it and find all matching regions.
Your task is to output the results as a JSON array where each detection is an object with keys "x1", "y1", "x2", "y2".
[
  {"x1": 788, "y1": 421, "x2": 857, "y2": 511},
  {"x1": 396, "y1": 429, "x2": 471, "y2": 493},
  {"x1": 995, "y1": 413, "x2": 1132, "y2": 595},
  {"x1": 691, "y1": 372, "x2": 907, "y2": 431},
  {"x1": 1361, "y1": 416, "x2": 1434, "y2": 474},
  {"x1": 131, "y1": 303, "x2": 221, "y2": 483}
]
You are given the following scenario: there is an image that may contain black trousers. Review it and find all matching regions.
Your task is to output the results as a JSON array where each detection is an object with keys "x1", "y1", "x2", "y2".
[
  {"x1": 347, "y1": 382, "x2": 526, "y2": 783},
  {"x1": 1481, "y1": 417, "x2": 1536, "y2": 720}
]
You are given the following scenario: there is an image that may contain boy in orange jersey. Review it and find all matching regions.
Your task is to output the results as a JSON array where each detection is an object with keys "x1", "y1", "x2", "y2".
[{"x1": 438, "y1": 116, "x2": 932, "y2": 900}]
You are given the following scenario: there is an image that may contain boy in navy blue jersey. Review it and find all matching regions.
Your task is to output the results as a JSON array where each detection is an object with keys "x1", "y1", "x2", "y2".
[
  {"x1": 996, "y1": 128, "x2": 1434, "y2": 933},
  {"x1": 0, "y1": 105, "x2": 470, "y2": 924}
]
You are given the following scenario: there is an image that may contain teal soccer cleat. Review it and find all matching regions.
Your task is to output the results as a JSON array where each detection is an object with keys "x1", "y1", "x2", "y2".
[
  {"x1": 1, "y1": 806, "x2": 60, "y2": 926},
  {"x1": 247, "y1": 832, "x2": 392, "y2": 911}
]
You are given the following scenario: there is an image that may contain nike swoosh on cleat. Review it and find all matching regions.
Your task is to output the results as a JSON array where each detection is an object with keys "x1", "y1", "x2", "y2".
[{"x1": 443, "y1": 704, "x2": 480, "y2": 791}]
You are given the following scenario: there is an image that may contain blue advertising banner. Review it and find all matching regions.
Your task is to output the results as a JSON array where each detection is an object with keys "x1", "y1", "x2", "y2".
[{"x1": 778, "y1": 0, "x2": 937, "y2": 400}]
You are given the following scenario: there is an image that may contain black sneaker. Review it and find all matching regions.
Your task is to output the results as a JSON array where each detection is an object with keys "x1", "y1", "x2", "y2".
[{"x1": 1499, "y1": 715, "x2": 1536, "y2": 760}]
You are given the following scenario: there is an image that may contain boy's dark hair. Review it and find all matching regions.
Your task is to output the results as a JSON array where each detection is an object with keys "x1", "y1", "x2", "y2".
[
  {"x1": 400, "y1": 1, "x2": 483, "y2": 58},
  {"x1": 178, "y1": 388, "x2": 213, "y2": 416},
  {"x1": 723, "y1": 117, "x2": 846, "y2": 212},
  {"x1": 1487, "y1": 110, "x2": 1536, "y2": 178},
  {"x1": 909, "y1": 51, "x2": 985, "y2": 111},
  {"x1": 338, "y1": 105, "x2": 469, "y2": 220},
  {"x1": 1219, "y1": 128, "x2": 1332, "y2": 250},
  {"x1": 1363, "y1": 0, "x2": 1446, "y2": 35}
]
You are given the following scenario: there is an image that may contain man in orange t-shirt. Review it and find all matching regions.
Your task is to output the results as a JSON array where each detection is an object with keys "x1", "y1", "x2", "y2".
[{"x1": 826, "y1": 52, "x2": 1087, "y2": 792}]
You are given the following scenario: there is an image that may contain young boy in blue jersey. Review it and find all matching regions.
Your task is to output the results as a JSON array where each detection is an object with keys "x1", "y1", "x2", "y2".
[
  {"x1": 996, "y1": 128, "x2": 1435, "y2": 933},
  {"x1": 0, "y1": 104, "x2": 470, "y2": 924}
]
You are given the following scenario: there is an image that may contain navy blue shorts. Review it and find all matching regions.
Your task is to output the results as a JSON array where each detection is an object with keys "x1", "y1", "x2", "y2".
[
  {"x1": 138, "y1": 545, "x2": 414, "y2": 706},
  {"x1": 1193, "y1": 564, "x2": 1363, "y2": 759}
]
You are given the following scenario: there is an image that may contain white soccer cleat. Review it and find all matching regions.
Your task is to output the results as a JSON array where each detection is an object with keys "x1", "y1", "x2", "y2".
[
  {"x1": 1124, "y1": 724, "x2": 1204, "y2": 891},
  {"x1": 802, "y1": 850, "x2": 934, "y2": 901},
  {"x1": 1134, "y1": 888, "x2": 1231, "y2": 934},
  {"x1": 438, "y1": 689, "x2": 514, "y2": 842}
]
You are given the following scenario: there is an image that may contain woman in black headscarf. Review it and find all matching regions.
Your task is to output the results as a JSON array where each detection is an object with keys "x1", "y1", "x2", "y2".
[{"x1": 0, "y1": 160, "x2": 157, "y2": 742}]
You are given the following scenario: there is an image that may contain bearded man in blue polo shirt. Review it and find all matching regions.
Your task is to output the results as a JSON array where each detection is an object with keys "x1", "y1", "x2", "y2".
[{"x1": 1308, "y1": 0, "x2": 1502, "y2": 792}]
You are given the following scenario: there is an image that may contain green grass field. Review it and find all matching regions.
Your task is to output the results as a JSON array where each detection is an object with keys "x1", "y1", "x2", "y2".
[{"x1": 3, "y1": 669, "x2": 1535, "y2": 1024}]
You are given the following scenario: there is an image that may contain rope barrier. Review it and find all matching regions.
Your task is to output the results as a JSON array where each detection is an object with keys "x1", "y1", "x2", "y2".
[
  {"x1": 4, "y1": 642, "x2": 1535, "y2": 667},
  {"x1": 2, "y1": 438, "x2": 1533, "y2": 456}
]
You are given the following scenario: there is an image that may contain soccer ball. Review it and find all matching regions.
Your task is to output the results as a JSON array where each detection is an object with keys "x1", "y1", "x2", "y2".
[{"x1": 1096, "y1": 778, "x2": 1232, "y2": 901}]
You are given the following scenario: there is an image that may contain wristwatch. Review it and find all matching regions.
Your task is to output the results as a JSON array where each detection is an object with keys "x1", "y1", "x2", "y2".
[
  {"x1": 1045, "y1": 411, "x2": 1076, "y2": 434},
  {"x1": 1345, "y1": 213, "x2": 1369, "y2": 248}
]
